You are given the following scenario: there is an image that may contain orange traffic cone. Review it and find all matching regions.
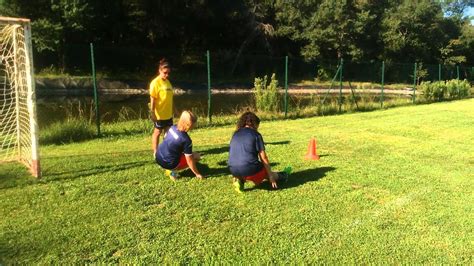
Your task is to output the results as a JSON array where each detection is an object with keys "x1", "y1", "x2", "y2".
[{"x1": 305, "y1": 138, "x2": 320, "y2": 160}]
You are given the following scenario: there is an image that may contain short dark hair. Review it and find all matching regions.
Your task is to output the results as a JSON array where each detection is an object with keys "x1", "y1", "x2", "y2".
[
  {"x1": 236, "y1": 112, "x2": 260, "y2": 131},
  {"x1": 158, "y1": 58, "x2": 170, "y2": 70}
]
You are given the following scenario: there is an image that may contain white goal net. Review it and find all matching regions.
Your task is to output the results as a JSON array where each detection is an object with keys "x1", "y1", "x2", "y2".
[{"x1": 0, "y1": 17, "x2": 40, "y2": 178}]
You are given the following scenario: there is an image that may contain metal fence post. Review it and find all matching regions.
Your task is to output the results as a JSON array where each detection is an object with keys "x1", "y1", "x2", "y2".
[
  {"x1": 206, "y1": 50, "x2": 212, "y2": 123},
  {"x1": 439, "y1": 64, "x2": 441, "y2": 81},
  {"x1": 457, "y1": 65, "x2": 461, "y2": 98},
  {"x1": 381, "y1": 61, "x2": 385, "y2": 108},
  {"x1": 284, "y1": 56, "x2": 288, "y2": 118},
  {"x1": 90, "y1": 43, "x2": 100, "y2": 136},
  {"x1": 339, "y1": 58, "x2": 344, "y2": 112},
  {"x1": 472, "y1": 67, "x2": 474, "y2": 83},
  {"x1": 413, "y1": 62, "x2": 417, "y2": 104}
]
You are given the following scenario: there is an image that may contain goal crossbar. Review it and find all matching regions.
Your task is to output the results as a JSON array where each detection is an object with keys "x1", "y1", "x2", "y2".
[{"x1": 0, "y1": 17, "x2": 31, "y2": 23}]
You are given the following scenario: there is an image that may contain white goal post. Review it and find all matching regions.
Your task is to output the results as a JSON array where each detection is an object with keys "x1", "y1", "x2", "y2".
[{"x1": 0, "y1": 16, "x2": 41, "y2": 178}]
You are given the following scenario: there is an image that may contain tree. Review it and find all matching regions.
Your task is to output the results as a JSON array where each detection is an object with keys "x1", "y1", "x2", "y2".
[
  {"x1": 440, "y1": 0, "x2": 474, "y2": 18},
  {"x1": 231, "y1": 0, "x2": 277, "y2": 73},
  {"x1": 274, "y1": 0, "x2": 387, "y2": 62},
  {"x1": 440, "y1": 39, "x2": 467, "y2": 65},
  {"x1": 380, "y1": 0, "x2": 445, "y2": 63},
  {"x1": 0, "y1": 0, "x2": 91, "y2": 71},
  {"x1": 459, "y1": 23, "x2": 474, "y2": 64}
]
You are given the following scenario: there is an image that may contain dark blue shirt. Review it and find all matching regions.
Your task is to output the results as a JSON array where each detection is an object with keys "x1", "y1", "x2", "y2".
[
  {"x1": 156, "y1": 125, "x2": 193, "y2": 169},
  {"x1": 228, "y1": 127, "x2": 265, "y2": 177}
]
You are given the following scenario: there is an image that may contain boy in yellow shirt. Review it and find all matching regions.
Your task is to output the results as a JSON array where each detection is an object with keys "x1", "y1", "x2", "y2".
[{"x1": 150, "y1": 58, "x2": 173, "y2": 156}]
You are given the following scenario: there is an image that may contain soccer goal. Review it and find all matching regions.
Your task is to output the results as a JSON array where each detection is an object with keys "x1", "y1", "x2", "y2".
[{"x1": 0, "y1": 17, "x2": 40, "y2": 178}]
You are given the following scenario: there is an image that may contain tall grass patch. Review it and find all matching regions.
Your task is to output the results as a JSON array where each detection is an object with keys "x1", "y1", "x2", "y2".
[
  {"x1": 254, "y1": 73, "x2": 279, "y2": 112},
  {"x1": 40, "y1": 118, "x2": 95, "y2": 144}
]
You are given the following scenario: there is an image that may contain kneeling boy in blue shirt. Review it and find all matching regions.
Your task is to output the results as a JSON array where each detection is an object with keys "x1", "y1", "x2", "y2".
[
  {"x1": 155, "y1": 110, "x2": 203, "y2": 180},
  {"x1": 228, "y1": 112, "x2": 289, "y2": 192}
]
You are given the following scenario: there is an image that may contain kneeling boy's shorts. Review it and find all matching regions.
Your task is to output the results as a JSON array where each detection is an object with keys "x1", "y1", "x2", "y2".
[
  {"x1": 229, "y1": 163, "x2": 268, "y2": 185},
  {"x1": 244, "y1": 168, "x2": 268, "y2": 185},
  {"x1": 174, "y1": 154, "x2": 189, "y2": 170}
]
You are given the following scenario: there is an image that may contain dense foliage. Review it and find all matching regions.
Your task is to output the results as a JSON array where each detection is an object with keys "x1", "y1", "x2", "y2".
[
  {"x1": 419, "y1": 79, "x2": 471, "y2": 101},
  {"x1": 1, "y1": 0, "x2": 474, "y2": 72}
]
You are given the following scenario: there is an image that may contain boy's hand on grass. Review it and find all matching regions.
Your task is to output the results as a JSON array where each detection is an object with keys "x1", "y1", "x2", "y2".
[
  {"x1": 270, "y1": 179, "x2": 278, "y2": 189},
  {"x1": 269, "y1": 172, "x2": 278, "y2": 189},
  {"x1": 196, "y1": 174, "x2": 204, "y2": 179}
]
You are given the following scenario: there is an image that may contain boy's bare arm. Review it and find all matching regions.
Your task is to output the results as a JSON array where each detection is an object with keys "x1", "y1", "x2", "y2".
[
  {"x1": 185, "y1": 154, "x2": 203, "y2": 179},
  {"x1": 259, "y1": 150, "x2": 278, "y2": 188}
]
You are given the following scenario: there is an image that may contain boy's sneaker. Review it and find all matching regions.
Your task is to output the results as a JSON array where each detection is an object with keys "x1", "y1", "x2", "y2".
[
  {"x1": 233, "y1": 179, "x2": 244, "y2": 193},
  {"x1": 165, "y1": 170, "x2": 180, "y2": 181}
]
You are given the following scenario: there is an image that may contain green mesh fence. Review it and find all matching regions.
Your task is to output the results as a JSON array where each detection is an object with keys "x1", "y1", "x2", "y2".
[
  {"x1": 344, "y1": 61, "x2": 382, "y2": 83},
  {"x1": 35, "y1": 44, "x2": 474, "y2": 86},
  {"x1": 212, "y1": 53, "x2": 286, "y2": 86},
  {"x1": 33, "y1": 45, "x2": 474, "y2": 126},
  {"x1": 384, "y1": 62, "x2": 414, "y2": 84}
]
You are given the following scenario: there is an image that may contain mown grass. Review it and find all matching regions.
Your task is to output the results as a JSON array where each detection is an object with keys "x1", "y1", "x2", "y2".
[{"x1": 1, "y1": 99, "x2": 473, "y2": 263}]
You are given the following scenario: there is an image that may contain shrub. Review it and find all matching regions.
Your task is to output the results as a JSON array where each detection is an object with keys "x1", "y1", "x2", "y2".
[
  {"x1": 419, "y1": 81, "x2": 433, "y2": 101},
  {"x1": 432, "y1": 81, "x2": 447, "y2": 101},
  {"x1": 254, "y1": 73, "x2": 279, "y2": 112},
  {"x1": 420, "y1": 79, "x2": 471, "y2": 101},
  {"x1": 446, "y1": 79, "x2": 471, "y2": 98},
  {"x1": 316, "y1": 68, "x2": 330, "y2": 82}
]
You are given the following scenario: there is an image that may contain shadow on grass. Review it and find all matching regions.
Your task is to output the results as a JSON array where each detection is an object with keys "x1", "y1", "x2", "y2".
[
  {"x1": 41, "y1": 149, "x2": 151, "y2": 182},
  {"x1": 175, "y1": 162, "x2": 226, "y2": 179},
  {"x1": 267, "y1": 140, "x2": 291, "y2": 145},
  {"x1": 41, "y1": 149, "x2": 150, "y2": 159},
  {"x1": 200, "y1": 146, "x2": 228, "y2": 156},
  {"x1": 248, "y1": 166, "x2": 336, "y2": 191},
  {"x1": 178, "y1": 160, "x2": 280, "y2": 179},
  {"x1": 200, "y1": 140, "x2": 290, "y2": 156},
  {"x1": 44, "y1": 160, "x2": 150, "y2": 183},
  {"x1": 0, "y1": 150, "x2": 151, "y2": 189},
  {"x1": 0, "y1": 162, "x2": 35, "y2": 190}
]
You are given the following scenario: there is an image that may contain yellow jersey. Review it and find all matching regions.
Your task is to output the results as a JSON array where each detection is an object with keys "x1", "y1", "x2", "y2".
[{"x1": 149, "y1": 76, "x2": 173, "y2": 120}]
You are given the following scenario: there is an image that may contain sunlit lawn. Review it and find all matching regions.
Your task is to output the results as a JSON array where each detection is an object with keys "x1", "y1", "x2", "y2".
[{"x1": 1, "y1": 99, "x2": 473, "y2": 263}]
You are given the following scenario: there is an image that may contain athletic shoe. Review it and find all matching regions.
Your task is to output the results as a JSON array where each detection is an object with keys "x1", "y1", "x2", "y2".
[
  {"x1": 233, "y1": 179, "x2": 244, "y2": 193},
  {"x1": 165, "y1": 170, "x2": 179, "y2": 181}
]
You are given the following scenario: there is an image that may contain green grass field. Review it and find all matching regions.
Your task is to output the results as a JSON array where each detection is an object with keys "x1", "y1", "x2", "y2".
[{"x1": 1, "y1": 99, "x2": 473, "y2": 263}]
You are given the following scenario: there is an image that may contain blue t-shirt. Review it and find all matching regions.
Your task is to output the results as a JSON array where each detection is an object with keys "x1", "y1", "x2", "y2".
[
  {"x1": 156, "y1": 125, "x2": 193, "y2": 169},
  {"x1": 228, "y1": 127, "x2": 265, "y2": 177}
]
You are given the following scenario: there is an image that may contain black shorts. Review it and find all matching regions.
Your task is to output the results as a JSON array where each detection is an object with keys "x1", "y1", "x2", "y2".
[{"x1": 153, "y1": 118, "x2": 173, "y2": 129}]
